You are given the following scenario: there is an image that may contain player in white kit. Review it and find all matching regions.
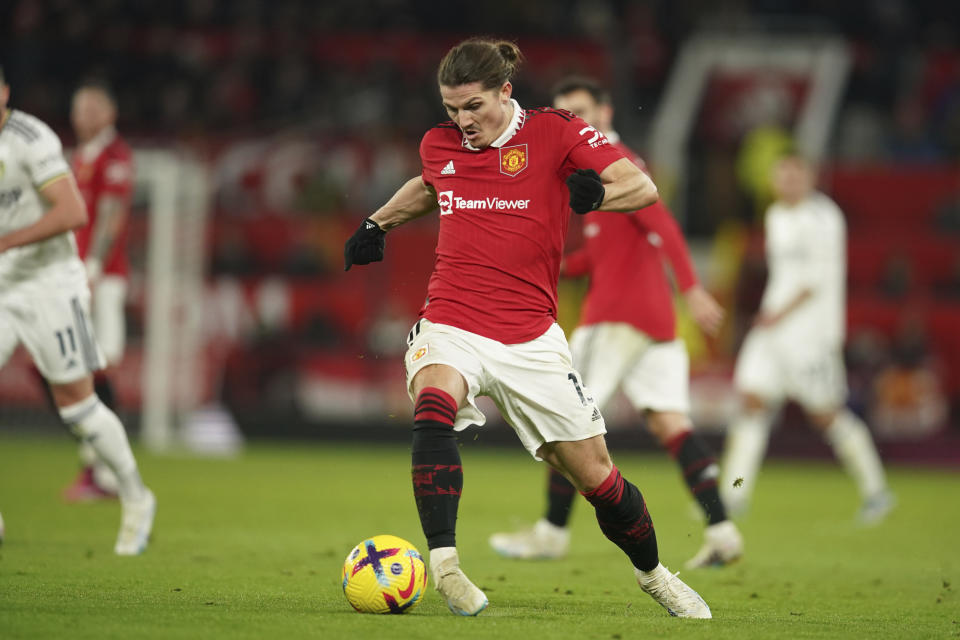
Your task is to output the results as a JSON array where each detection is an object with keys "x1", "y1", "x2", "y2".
[
  {"x1": 0, "y1": 67, "x2": 155, "y2": 554},
  {"x1": 720, "y1": 152, "x2": 894, "y2": 525}
]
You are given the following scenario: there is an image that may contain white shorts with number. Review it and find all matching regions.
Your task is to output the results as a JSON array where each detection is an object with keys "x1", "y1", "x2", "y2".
[
  {"x1": 569, "y1": 323, "x2": 690, "y2": 414},
  {"x1": 0, "y1": 267, "x2": 105, "y2": 384},
  {"x1": 404, "y1": 318, "x2": 606, "y2": 459},
  {"x1": 734, "y1": 327, "x2": 846, "y2": 413},
  {"x1": 91, "y1": 275, "x2": 127, "y2": 365}
]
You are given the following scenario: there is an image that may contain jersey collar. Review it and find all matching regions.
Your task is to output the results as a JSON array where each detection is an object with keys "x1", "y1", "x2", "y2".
[
  {"x1": 462, "y1": 99, "x2": 525, "y2": 151},
  {"x1": 78, "y1": 125, "x2": 118, "y2": 161}
]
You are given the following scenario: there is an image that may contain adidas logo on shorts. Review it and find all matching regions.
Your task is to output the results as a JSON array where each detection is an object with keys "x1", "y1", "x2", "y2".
[{"x1": 591, "y1": 407, "x2": 602, "y2": 422}]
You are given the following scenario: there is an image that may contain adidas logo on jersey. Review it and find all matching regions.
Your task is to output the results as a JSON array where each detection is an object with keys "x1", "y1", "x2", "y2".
[{"x1": 441, "y1": 160, "x2": 456, "y2": 175}]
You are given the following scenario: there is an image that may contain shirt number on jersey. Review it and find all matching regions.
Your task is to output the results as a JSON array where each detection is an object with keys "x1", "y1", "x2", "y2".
[
  {"x1": 578, "y1": 126, "x2": 601, "y2": 145},
  {"x1": 578, "y1": 126, "x2": 608, "y2": 149}
]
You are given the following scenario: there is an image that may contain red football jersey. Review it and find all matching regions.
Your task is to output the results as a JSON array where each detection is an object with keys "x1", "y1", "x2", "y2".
[
  {"x1": 419, "y1": 101, "x2": 626, "y2": 344},
  {"x1": 72, "y1": 128, "x2": 134, "y2": 278},
  {"x1": 562, "y1": 139, "x2": 698, "y2": 341}
]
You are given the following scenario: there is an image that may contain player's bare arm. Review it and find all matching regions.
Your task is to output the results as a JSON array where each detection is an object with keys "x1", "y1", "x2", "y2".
[
  {"x1": 597, "y1": 157, "x2": 658, "y2": 212},
  {"x1": 0, "y1": 175, "x2": 87, "y2": 253},
  {"x1": 344, "y1": 176, "x2": 438, "y2": 270},
  {"x1": 755, "y1": 288, "x2": 813, "y2": 327},
  {"x1": 84, "y1": 194, "x2": 128, "y2": 281},
  {"x1": 684, "y1": 285, "x2": 725, "y2": 336},
  {"x1": 369, "y1": 176, "x2": 438, "y2": 230}
]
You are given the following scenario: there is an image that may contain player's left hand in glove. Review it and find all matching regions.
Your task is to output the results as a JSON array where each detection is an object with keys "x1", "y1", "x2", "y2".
[
  {"x1": 566, "y1": 169, "x2": 605, "y2": 214},
  {"x1": 344, "y1": 217, "x2": 386, "y2": 271}
]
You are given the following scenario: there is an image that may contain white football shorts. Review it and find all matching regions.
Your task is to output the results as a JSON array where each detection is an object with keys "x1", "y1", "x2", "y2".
[
  {"x1": 734, "y1": 327, "x2": 847, "y2": 413},
  {"x1": 404, "y1": 318, "x2": 606, "y2": 459},
  {"x1": 0, "y1": 267, "x2": 105, "y2": 384},
  {"x1": 569, "y1": 323, "x2": 690, "y2": 414},
  {"x1": 90, "y1": 275, "x2": 127, "y2": 365}
]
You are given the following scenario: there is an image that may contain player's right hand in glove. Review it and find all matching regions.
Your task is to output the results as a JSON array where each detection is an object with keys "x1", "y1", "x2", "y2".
[
  {"x1": 566, "y1": 168, "x2": 605, "y2": 214},
  {"x1": 344, "y1": 217, "x2": 386, "y2": 271}
]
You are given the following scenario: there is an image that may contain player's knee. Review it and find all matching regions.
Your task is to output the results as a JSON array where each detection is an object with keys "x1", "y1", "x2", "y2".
[
  {"x1": 807, "y1": 408, "x2": 838, "y2": 432},
  {"x1": 646, "y1": 411, "x2": 690, "y2": 444},
  {"x1": 741, "y1": 392, "x2": 768, "y2": 413},
  {"x1": 49, "y1": 376, "x2": 95, "y2": 409},
  {"x1": 411, "y1": 364, "x2": 467, "y2": 408},
  {"x1": 574, "y1": 463, "x2": 614, "y2": 493},
  {"x1": 570, "y1": 452, "x2": 614, "y2": 493}
]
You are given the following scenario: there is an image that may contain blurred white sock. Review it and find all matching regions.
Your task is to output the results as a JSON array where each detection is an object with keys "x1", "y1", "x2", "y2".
[
  {"x1": 720, "y1": 410, "x2": 772, "y2": 515},
  {"x1": 823, "y1": 409, "x2": 887, "y2": 499},
  {"x1": 60, "y1": 395, "x2": 146, "y2": 503}
]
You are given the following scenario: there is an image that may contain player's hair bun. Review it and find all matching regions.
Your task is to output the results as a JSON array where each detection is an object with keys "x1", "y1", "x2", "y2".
[
  {"x1": 438, "y1": 38, "x2": 524, "y2": 89},
  {"x1": 497, "y1": 41, "x2": 522, "y2": 69}
]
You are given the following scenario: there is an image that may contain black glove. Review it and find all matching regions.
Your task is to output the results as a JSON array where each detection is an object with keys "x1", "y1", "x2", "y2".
[
  {"x1": 566, "y1": 168, "x2": 605, "y2": 214},
  {"x1": 344, "y1": 217, "x2": 386, "y2": 271}
]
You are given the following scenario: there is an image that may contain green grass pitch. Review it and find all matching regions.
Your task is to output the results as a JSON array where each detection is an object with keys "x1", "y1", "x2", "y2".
[{"x1": 0, "y1": 433, "x2": 957, "y2": 639}]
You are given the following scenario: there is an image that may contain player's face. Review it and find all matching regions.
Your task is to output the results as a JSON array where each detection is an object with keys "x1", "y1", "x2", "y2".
[
  {"x1": 440, "y1": 82, "x2": 513, "y2": 149},
  {"x1": 0, "y1": 84, "x2": 9, "y2": 112},
  {"x1": 771, "y1": 157, "x2": 814, "y2": 205},
  {"x1": 71, "y1": 88, "x2": 116, "y2": 143},
  {"x1": 553, "y1": 89, "x2": 612, "y2": 133}
]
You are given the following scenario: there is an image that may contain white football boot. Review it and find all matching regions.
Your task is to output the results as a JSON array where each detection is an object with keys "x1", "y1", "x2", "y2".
[
  {"x1": 684, "y1": 520, "x2": 744, "y2": 569},
  {"x1": 430, "y1": 547, "x2": 488, "y2": 616},
  {"x1": 114, "y1": 489, "x2": 156, "y2": 556},
  {"x1": 488, "y1": 518, "x2": 570, "y2": 560},
  {"x1": 858, "y1": 490, "x2": 896, "y2": 526},
  {"x1": 636, "y1": 563, "x2": 712, "y2": 619}
]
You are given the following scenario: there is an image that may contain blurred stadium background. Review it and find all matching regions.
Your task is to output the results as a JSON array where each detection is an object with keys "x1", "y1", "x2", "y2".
[{"x1": 2, "y1": 0, "x2": 959, "y2": 466}]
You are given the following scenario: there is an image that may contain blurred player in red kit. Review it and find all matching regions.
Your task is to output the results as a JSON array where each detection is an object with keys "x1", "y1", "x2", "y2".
[
  {"x1": 489, "y1": 77, "x2": 744, "y2": 568},
  {"x1": 62, "y1": 79, "x2": 134, "y2": 502},
  {"x1": 344, "y1": 38, "x2": 711, "y2": 618}
]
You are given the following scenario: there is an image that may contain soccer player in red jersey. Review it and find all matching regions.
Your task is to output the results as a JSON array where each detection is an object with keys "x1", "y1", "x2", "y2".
[
  {"x1": 489, "y1": 77, "x2": 744, "y2": 569},
  {"x1": 344, "y1": 39, "x2": 711, "y2": 618},
  {"x1": 63, "y1": 80, "x2": 134, "y2": 502}
]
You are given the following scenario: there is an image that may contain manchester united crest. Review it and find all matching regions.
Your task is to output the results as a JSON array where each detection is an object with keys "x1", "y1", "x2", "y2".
[{"x1": 499, "y1": 144, "x2": 528, "y2": 176}]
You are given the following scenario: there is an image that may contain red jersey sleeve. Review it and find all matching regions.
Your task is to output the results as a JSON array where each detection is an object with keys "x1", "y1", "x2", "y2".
[
  {"x1": 635, "y1": 203, "x2": 699, "y2": 291},
  {"x1": 557, "y1": 113, "x2": 626, "y2": 178},
  {"x1": 561, "y1": 247, "x2": 590, "y2": 278},
  {"x1": 419, "y1": 131, "x2": 436, "y2": 189},
  {"x1": 420, "y1": 124, "x2": 459, "y2": 190}
]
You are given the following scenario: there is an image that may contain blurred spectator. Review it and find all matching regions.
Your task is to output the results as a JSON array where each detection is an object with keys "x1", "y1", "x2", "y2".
[
  {"x1": 210, "y1": 226, "x2": 256, "y2": 276},
  {"x1": 878, "y1": 253, "x2": 913, "y2": 299},
  {"x1": 834, "y1": 105, "x2": 888, "y2": 163},
  {"x1": 870, "y1": 318, "x2": 947, "y2": 439},
  {"x1": 934, "y1": 255, "x2": 960, "y2": 300},
  {"x1": 934, "y1": 187, "x2": 960, "y2": 234},
  {"x1": 885, "y1": 98, "x2": 943, "y2": 163},
  {"x1": 366, "y1": 302, "x2": 415, "y2": 358},
  {"x1": 282, "y1": 240, "x2": 326, "y2": 277},
  {"x1": 845, "y1": 328, "x2": 890, "y2": 419}
]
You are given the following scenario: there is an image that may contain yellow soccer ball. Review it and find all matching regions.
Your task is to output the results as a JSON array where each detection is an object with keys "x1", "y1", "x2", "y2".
[{"x1": 342, "y1": 535, "x2": 428, "y2": 614}]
